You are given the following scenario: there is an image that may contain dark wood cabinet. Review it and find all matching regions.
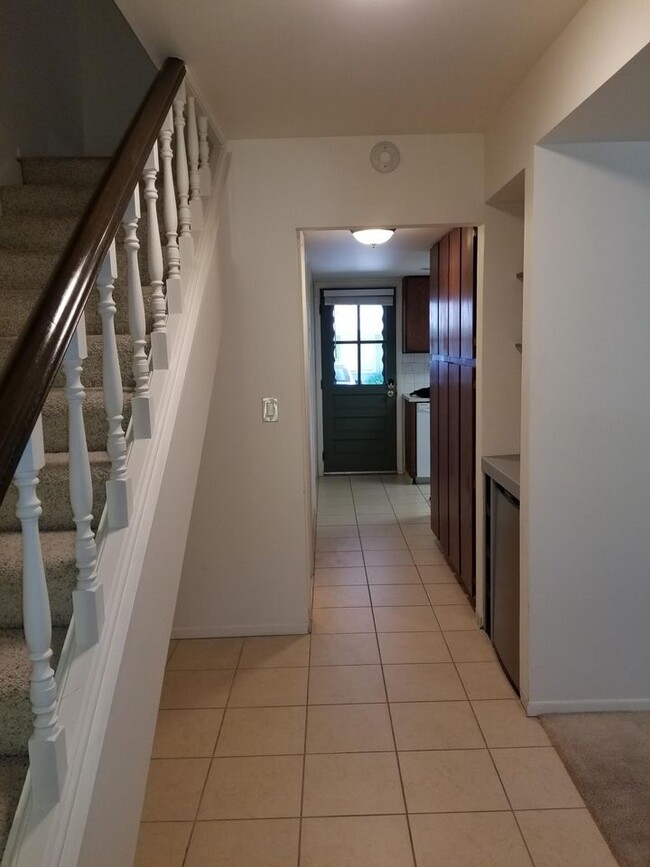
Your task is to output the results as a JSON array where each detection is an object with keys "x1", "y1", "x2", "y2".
[
  {"x1": 430, "y1": 227, "x2": 477, "y2": 598},
  {"x1": 402, "y1": 275, "x2": 430, "y2": 353}
]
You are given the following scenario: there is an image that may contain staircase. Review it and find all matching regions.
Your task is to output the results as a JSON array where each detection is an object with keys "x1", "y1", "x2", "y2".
[
  {"x1": 0, "y1": 60, "x2": 223, "y2": 866},
  {"x1": 0, "y1": 155, "x2": 146, "y2": 855}
]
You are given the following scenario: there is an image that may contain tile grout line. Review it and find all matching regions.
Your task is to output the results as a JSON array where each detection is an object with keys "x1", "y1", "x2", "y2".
[
  {"x1": 299, "y1": 494, "x2": 323, "y2": 867},
  {"x1": 369, "y1": 474, "x2": 422, "y2": 867},
  {"x1": 179, "y1": 639, "x2": 246, "y2": 867},
  {"x1": 430, "y1": 588, "x2": 542, "y2": 867}
]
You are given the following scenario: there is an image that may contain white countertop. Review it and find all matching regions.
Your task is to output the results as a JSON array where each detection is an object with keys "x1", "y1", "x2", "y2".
[{"x1": 403, "y1": 395, "x2": 430, "y2": 403}]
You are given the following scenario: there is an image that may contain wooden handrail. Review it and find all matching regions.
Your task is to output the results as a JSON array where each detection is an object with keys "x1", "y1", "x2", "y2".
[{"x1": 0, "y1": 57, "x2": 186, "y2": 502}]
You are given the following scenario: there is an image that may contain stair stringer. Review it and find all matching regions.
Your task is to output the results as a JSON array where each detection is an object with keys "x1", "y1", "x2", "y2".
[{"x1": 2, "y1": 152, "x2": 231, "y2": 867}]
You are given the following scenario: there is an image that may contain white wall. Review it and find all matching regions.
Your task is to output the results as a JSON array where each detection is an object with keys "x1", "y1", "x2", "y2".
[
  {"x1": 523, "y1": 142, "x2": 650, "y2": 712},
  {"x1": 175, "y1": 133, "x2": 524, "y2": 637},
  {"x1": 77, "y1": 0, "x2": 156, "y2": 155},
  {"x1": 474, "y1": 208, "x2": 524, "y2": 620},
  {"x1": 485, "y1": 0, "x2": 650, "y2": 198},
  {"x1": 0, "y1": 0, "x2": 155, "y2": 188},
  {"x1": 0, "y1": 0, "x2": 84, "y2": 186}
]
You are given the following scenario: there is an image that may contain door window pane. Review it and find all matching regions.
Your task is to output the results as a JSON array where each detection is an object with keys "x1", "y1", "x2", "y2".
[
  {"x1": 334, "y1": 343, "x2": 358, "y2": 384},
  {"x1": 360, "y1": 304, "x2": 384, "y2": 341},
  {"x1": 360, "y1": 343, "x2": 384, "y2": 384},
  {"x1": 333, "y1": 305, "x2": 358, "y2": 342}
]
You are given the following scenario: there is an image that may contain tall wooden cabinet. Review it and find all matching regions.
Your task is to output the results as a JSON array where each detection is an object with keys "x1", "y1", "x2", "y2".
[{"x1": 430, "y1": 228, "x2": 477, "y2": 597}]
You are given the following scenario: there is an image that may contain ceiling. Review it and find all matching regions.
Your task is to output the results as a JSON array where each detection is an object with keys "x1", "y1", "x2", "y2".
[
  {"x1": 304, "y1": 227, "x2": 451, "y2": 279},
  {"x1": 117, "y1": 0, "x2": 589, "y2": 140}
]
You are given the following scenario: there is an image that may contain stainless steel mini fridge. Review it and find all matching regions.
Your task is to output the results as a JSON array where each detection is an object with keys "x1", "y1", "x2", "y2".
[{"x1": 490, "y1": 482, "x2": 520, "y2": 690}]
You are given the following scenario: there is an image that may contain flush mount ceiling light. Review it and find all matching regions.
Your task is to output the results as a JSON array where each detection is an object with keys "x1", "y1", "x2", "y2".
[{"x1": 351, "y1": 228, "x2": 395, "y2": 247}]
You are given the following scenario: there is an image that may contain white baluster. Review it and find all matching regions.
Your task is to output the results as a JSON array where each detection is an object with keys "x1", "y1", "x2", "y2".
[
  {"x1": 143, "y1": 143, "x2": 169, "y2": 370},
  {"x1": 159, "y1": 109, "x2": 182, "y2": 316},
  {"x1": 63, "y1": 316, "x2": 104, "y2": 646},
  {"x1": 14, "y1": 417, "x2": 67, "y2": 805},
  {"x1": 97, "y1": 242, "x2": 132, "y2": 529},
  {"x1": 173, "y1": 81, "x2": 191, "y2": 240},
  {"x1": 198, "y1": 116, "x2": 212, "y2": 196},
  {"x1": 122, "y1": 186, "x2": 152, "y2": 439},
  {"x1": 187, "y1": 95, "x2": 204, "y2": 230}
]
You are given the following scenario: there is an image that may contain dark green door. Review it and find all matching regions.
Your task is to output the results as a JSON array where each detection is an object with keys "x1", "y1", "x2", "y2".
[{"x1": 321, "y1": 289, "x2": 397, "y2": 473}]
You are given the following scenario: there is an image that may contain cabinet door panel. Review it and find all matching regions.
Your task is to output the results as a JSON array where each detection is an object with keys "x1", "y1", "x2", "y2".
[
  {"x1": 448, "y1": 228, "x2": 461, "y2": 359},
  {"x1": 460, "y1": 365, "x2": 475, "y2": 596},
  {"x1": 437, "y1": 361, "x2": 449, "y2": 554},
  {"x1": 448, "y1": 363, "x2": 461, "y2": 573},
  {"x1": 402, "y1": 276, "x2": 430, "y2": 353},
  {"x1": 460, "y1": 227, "x2": 476, "y2": 360},
  {"x1": 438, "y1": 235, "x2": 449, "y2": 357},
  {"x1": 430, "y1": 360, "x2": 440, "y2": 537},
  {"x1": 429, "y1": 245, "x2": 439, "y2": 356}
]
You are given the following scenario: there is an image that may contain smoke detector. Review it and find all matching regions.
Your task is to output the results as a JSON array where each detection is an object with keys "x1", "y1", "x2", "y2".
[{"x1": 370, "y1": 141, "x2": 400, "y2": 173}]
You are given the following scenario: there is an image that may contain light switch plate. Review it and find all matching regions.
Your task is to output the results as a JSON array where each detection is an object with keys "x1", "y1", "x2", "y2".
[{"x1": 262, "y1": 397, "x2": 279, "y2": 422}]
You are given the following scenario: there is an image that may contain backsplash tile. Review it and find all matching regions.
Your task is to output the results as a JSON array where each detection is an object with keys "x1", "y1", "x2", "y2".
[{"x1": 399, "y1": 354, "x2": 429, "y2": 397}]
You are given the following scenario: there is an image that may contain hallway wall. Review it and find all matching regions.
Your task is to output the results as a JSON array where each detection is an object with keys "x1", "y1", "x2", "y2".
[
  {"x1": 176, "y1": 133, "x2": 523, "y2": 637},
  {"x1": 485, "y1": 0, "x2": 650, "y2": 198},
  {"x1": 524, "y1": 141, "x2": 650, "y2": 711}
]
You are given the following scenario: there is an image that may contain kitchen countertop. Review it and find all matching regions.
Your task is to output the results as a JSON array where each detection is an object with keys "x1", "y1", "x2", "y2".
[
  {"x1": 482, "y1": 454, "x2": 520, "y2": 499},
  {"x1": 403, "y1": 395, "x2": 430, "y2": 403}
]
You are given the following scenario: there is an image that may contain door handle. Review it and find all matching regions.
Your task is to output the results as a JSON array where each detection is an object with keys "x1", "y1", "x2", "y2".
[{"x1": 387, "y1": 379, "x2": 395, "y2": 398}]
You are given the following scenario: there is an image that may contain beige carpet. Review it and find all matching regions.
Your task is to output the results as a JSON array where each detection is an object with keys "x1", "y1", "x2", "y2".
[{"x1": 542, "y1": 712, "x2": 650, "y2": 867}]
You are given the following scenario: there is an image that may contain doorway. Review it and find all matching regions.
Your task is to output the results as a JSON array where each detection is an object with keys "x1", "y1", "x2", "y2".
[{"x1": 320, "y1": 288, "x2": 397, "y2": 473}]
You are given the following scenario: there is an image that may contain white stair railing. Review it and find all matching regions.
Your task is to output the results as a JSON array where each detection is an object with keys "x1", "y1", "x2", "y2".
[
  {"x1": 97, "y1": 242, "x2": 132, "y2": 529},
  {"x1": 143, "y1": 143, "x2": 169, "y2": 370},
  {"x1": 187, "y1": 95, "x2": 204, "y2": 231},
  {"x1": 122, "y1": 187, "x2": 152, "y2": 439},
  {"x1": 159, "y1": 109, "x2": 182, "y2": 315},
  {"x1": 8, "y1": 71, "x2": 215, "y2": 817},
  {"x1": 63, "y1": 316, "x2": 104, "y2": 647},
  {"x1": 173, "y1": 82, "x2": 191, "y2": 242},
  {"x1": 13, "y1": 417, "x2": 67, "y2": 805},
  {"x1": 198, "y1": 116, "x2": 212, "y2": 195}
]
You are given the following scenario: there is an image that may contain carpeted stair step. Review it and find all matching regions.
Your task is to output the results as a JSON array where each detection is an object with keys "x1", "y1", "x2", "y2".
[
  {"x1": 0, "y1": 212, "x2": 155, "y2": 260},
  {"x1": 0, "y1": 334, "x2": 136, "y2": 387},
  {"x1": 0, "y1": 628, "x2": 66, "y2": 756},
  {"x1": 0, "y1": 756, "x2": 29, "y2": 857},
  {"x1": 0, "y1": 184, "x2": 93, "y2": 217},
  {"x1": 42, "y1": 389, "x2": 133, "y2": 454},
  {"x1": 0, "y1": 286, "x2": 154, "y2": 338},
  {"x1": 0, "y1": 452, "x2": 109, "y2": 533},
  {"x1": 0, "y1": 250, "x2": 59, "y2": 292},
  {"x1": 0, "y1": 532, "x2": 76, "y2": 628},
  {"x1": 0, "y1": 215, "x2": 82, "y2": 253},
  {"x1": 19, "y1": 157, "x2": 110, "y2": 188}
]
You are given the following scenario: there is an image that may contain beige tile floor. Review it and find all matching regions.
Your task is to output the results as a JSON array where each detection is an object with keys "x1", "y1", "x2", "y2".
[{"x1": 134, "y1": 474, "x2": 618, "y2": 867}]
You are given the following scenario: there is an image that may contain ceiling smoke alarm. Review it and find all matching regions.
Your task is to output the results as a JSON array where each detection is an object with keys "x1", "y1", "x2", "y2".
[{"x1": 370, "y1": 141, "x2": 400, "y2": 174}]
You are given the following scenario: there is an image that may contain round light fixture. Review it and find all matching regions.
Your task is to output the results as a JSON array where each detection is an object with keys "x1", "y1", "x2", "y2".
[{"x1": 351, "y1": 228, "x2": 395, "y2": 247}]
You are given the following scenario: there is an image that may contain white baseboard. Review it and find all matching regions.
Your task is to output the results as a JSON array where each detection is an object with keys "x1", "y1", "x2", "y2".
[
  {"x1": 526, "y1": 697, "x2": 650, "y2": 715},
  {"x1": 171, "y1": 621, "x2": 311, "y2": 639}
]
